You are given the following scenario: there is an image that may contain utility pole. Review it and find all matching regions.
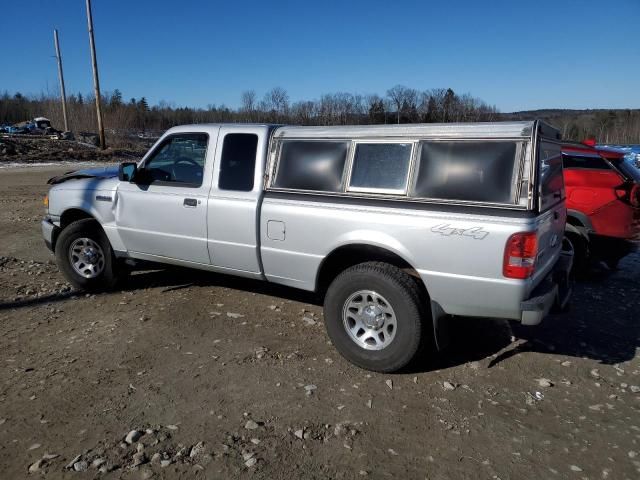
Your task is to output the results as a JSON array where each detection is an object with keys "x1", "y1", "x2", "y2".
[
  {"x1": 85, "y1": 0, "x2": 106, "y2": 149},
  {"x1": 53, "y1": 29, "x2": 69, "y2": 132}
]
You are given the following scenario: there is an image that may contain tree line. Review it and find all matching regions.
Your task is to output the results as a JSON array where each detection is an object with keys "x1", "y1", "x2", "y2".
[
  {"x1": 0, "y1": 86, "x2": 497, "y2": 137},
  {"x1": 505, "y1": 109, "x2": 640, "y2": 145},
  {"x1": 1, "y1": 86, "x2": 639, "y2": 144}
]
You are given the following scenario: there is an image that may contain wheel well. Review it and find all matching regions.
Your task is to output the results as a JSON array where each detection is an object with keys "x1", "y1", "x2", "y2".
[
  {"x1": 567, "y1": 215, "x2": 584, "y2": 228},
  {"x1": 566, "y1": 213, "x2": 591, "y2": 241},
  {"x1": 316, "y1": 244, "x2": 426, "y2": 297},
  {"x1": 566, "y1": 210, "x2": 593, "y2": 234},
  {"x1": 60, "y1": 209, "x2": 95, "y2": 229}
]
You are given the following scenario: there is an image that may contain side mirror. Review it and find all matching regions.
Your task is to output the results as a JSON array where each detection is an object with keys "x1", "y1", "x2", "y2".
[{"x1": 118, "y1": 162, "x2": 137, "y2": 182}]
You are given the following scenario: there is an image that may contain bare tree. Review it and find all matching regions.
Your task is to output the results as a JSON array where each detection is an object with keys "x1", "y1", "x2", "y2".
[
  {"x1": 385, "y1": 85, "x2": 419, "y2": 124},
  {"x1": 240, "y1": 90, "x2": 257, "y2": 121},
  {"x1": 241, "y1": 90, "x2": 256, "y2": 111},
  {"x1": 386, "y1": 85, "x2": 409, "y2": 124},
  {"x1": 263, "y1": 87, "x2": 289, "y2": 120}
]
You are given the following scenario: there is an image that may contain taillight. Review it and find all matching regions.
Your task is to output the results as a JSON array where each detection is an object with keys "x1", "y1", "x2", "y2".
[
  {"x1": 503, "y1": 232, "x2": 538, "y2": 279},
  {"x1": 615, "y1": 183, "x2": 640, "y2": 208}
]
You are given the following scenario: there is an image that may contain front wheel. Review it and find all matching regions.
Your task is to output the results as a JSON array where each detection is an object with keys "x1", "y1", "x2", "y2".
[
  {"x1": 55, "y1": 219, "x2": 121, "y2": 291},
  {"x1": 323, "y1": 262, "x2": 430, "y2": 372}
]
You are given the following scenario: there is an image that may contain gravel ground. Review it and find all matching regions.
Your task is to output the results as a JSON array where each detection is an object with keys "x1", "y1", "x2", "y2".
[{"x1": 0, "y1": 166, "x2": 639, "y2": 479}]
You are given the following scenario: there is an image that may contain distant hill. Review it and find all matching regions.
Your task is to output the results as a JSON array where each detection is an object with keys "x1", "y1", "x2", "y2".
[{"x1": 499, "y1": 109, "x2": 640, "y2": 143}]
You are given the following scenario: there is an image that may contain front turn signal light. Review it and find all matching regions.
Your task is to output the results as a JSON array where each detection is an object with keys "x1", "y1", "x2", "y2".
[{"x1": 43, "y1": 195, "x2": 49, "y2": 209}]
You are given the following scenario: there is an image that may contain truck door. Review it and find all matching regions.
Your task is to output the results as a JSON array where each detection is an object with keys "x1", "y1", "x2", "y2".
[
  {"x1": 115, "y1": 130, "x2": 217, "y2": 264},
  {"x1": 206, "y1": 126, "x2": 267, "y2": 274}
]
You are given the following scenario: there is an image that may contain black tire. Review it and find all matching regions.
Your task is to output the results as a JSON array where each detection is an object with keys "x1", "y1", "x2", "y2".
[
  {"x1": 566, "y1": 232, "x2": 589, "y2": 278},
  {"x1": 55, "y1": 218, "x2": 120, "y2": 291},
  {"x1": 323, "y1": 262, "x2": 430, "y2": 373},
  {"x1": 605, "y1": 258, "x2": 620, "y2": 271}
]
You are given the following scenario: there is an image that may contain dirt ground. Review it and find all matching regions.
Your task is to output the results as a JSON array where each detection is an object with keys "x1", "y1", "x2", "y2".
[
  {"x1": 0, "y1": 166, "x2": 639, "y2": 480},
  {"x1": 0, "y1": 136, "x2": 146, "y2": 165}
]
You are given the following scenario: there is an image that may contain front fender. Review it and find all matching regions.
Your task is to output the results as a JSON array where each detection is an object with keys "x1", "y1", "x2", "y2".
[{"x1": 49, "y1": 178, "x2": 125, "y2": 252}]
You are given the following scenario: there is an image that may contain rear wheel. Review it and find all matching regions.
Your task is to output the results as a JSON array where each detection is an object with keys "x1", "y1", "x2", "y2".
[
  {"x1": 55, "y1": 219, "x2": 121, "y2": 291},
  {"x1": 323, "y1": 262, "x2": 430, "y2": 372}
]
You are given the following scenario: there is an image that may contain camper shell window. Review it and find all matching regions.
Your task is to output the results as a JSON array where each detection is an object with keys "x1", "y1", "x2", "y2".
[
  {"x1": 349, "y1": 143, "x2": 413, "y2": 193},
  {"x1": 538, "y1": 141, "x2": 564, "y2": 212},
  {"x1": 411, "y1": 141, "x2": 521, "y2": 204},
  {"x1": 273, "y1": 140, "x2": 349, "y2": 192}
]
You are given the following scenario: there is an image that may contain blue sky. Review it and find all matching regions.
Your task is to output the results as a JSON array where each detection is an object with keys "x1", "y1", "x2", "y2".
[{"x1": 1, "y1": 0, "x2": 639, "y2": 112}]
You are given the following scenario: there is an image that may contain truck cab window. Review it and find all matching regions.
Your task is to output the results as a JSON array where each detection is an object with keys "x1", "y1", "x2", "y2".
[
  {"x1": 142, "y1": 133, "x2": 208, "y2": 187},
  {"x1": 219, "y1": 134, "x2": 259, "y2": 191}
]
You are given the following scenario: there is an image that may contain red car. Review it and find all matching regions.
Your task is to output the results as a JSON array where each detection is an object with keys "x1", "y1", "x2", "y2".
[{"x1": 562, "y1": 141, "x2": 640, "y2": 271}]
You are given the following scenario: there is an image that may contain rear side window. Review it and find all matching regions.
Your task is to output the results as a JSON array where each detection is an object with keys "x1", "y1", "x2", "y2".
[
  {"x1": 562, "y1": 154, "x2": 611, "y2": 170},
  {"x1": 274, "y1": 141, "x2": 349, "y2": 192},
  {"x1": 219, "y1": 133, "x2": 258, "y2": 191},
  {"x1": 349, "y1": 143, "x2": 412, "y2": 192},
  {"x1": 538, "y1": 141, "x2": 564, "y2": 211},
  {"x1": 412, "y1": 141, "x2": 519, "y2": 203}
]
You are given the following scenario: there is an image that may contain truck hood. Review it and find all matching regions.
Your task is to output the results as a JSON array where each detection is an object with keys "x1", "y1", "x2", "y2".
[{"x1": 47, "y1": 166, "x2": 119, "y2": 185}]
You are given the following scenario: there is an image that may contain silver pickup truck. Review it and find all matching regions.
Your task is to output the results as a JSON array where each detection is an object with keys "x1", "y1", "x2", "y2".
[{"x1": 42, "y1": 121, "x2": 572, "y2": 372}]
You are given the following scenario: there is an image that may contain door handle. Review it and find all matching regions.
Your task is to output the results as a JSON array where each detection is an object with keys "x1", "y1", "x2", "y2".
[{"x1": 183, "y1": 198, "x2": 198, "y2": 207}]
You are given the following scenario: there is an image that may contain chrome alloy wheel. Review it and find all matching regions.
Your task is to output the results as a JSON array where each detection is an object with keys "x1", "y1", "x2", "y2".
[
  {"x1": 68, "y1": 237, "x2": 105, "y2": 279},
  {"x1": 342, "y1": 290, "x2": 398, "y2": 350}
]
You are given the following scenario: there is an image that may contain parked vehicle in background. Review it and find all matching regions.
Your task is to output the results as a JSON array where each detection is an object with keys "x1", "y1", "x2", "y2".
[
  {"x1": 599, "y1": 144, "x2": 640, "y2": 169},
  {"x1": 6, "y1": 124, "x2": 30, "y2": 134},
  {"x1": 1, "y1": 117, "x2": 56, "y2": 136},
  {"x1": 42, "y1": 120, "x2": 572, "y2": 372},
  {"x1": 562, "y1": 142, "x2": 640, "y2": 272}
]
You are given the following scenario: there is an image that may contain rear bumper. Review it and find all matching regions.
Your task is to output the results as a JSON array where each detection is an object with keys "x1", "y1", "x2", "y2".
[
  {"x1": 520, "y1": 244, "x2": 573, "y2": 326},
  {"x1": 42, "y1": 217, "x2": 59, "y2": 252}
]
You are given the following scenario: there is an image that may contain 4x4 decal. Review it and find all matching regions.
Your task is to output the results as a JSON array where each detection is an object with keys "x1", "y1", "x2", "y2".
[{"x1": 431, "y1": 223, "x2": 489, "y2": 240}]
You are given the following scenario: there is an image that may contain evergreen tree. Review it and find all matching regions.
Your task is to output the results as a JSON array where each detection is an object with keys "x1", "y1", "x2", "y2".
[
  {"x1": 137, "y1": 97, "x2": 149, "y2": 112},
  {"x1": 109, "y1": 89, "x2": 123, "y2": 109},
  {"x1": 443, "y1": 88, "x2": 456, "y2": 122},
  {"x1": 368, "y1": 100, "x2": 386, "y2": 124},
  {"x1": 425, "y1": 96, "x2": 437, "y2": 122}
]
